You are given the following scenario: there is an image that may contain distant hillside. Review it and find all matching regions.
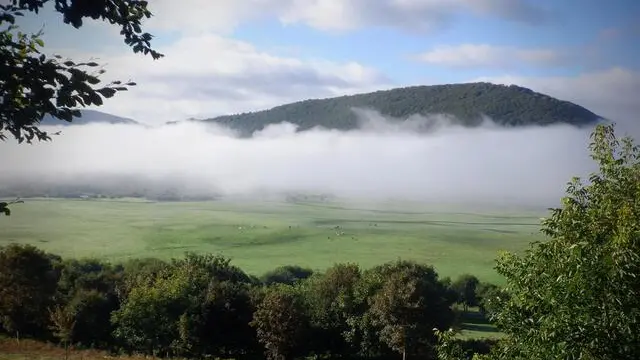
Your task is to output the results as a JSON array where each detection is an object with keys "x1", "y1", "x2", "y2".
[
  {"x1": 202, "y1": 82, "x2": 602, "y2": 136},
  {"x1": 40, "y1": 110, "x2": 138, "y2": 126}
]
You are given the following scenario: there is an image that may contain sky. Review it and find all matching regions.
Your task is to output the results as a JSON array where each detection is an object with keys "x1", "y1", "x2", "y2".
[{"x1": 15, "y1": 0, "x2": 640, "y2": 126}]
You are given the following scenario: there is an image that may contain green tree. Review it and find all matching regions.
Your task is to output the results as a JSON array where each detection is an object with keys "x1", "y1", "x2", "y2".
[
  {"x1": 65, "y1": 289, "x2": 119, "y2": 348},
  {"x1": 475, "y1": 282, "x2": 504, "y2": 317},
  {"x1": 486, "y1": 124, "x2": 640, "y2": 359},
  {"x1": 177, "y1": 280, "x2": 259, "y2": 358},
  {"x1": 0, "y1": 244, "x2": 60, "y2": 340},
  {"x1": 434, "y1": 329, "x2": 468, "y2": 360},
  {"x1": 250, "y1": 284, "x2": 310, "y2": 360},
  {"x1": 302, "y1": 263, "x2": 362, "y2": 357},
  {"x1": 48, "y1": 304, "x2": 76, "y2": 360},
  {"x1": 261, "y1": 265, "x2": 314, "y2": 285},
  {"x1": 111, "y1": 262, "x2": 206, "y2": 356},
  {"x1": 367, "y1": 260, "x2": 455, "y2": 360},
  {"x1": 112, "y1": 253, "x2": 250, "y2": 357},
  {"x1": 450, "y1": 274, "x2": 480, "y2": 312},
  {"x1": 54, "y1": 258, "x2": 123, "y2": 348}
]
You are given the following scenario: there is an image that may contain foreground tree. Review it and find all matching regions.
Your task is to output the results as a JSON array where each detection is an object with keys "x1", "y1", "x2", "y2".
[
  {"x1": 367, "y1": 261, "x2": 455, "y2": 360},
  {"x1": 112, "y1": 254, "x2": 249, "y2": 357},
  {"x1": 481, "y1": 124, "x2": 640, "y2": 359},
  {"x1": 450, "y1": 274, "x2": 480, "y2": 312},
  {"x1": 303, "y1": 263, "x2": 362, "y2": 357},
  {"x1": 250, "y1": 285, "x2": 310, "y2": 360},
  {"x1": 0, "y1": 244, "x2": 59, "y2": 340},
  {"x1": 48, "y1": 304, "x2": 76, "y2": 359},
  {"x1": 55, "y1": 259, "x2": 122, "y2": 348}
]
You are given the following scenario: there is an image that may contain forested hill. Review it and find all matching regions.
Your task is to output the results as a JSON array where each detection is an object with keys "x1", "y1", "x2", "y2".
[{"x1": 202, "y1": 82, "x2": 602, "y2": 136}]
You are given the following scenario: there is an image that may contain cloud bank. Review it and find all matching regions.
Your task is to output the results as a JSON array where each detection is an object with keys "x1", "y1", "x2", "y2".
[
  {"x1": 70, "y1": 33, "x2": 392, "y2": 126},
  {"x1": 1, "y1": 110, "x2": 604, "y2": 209},
  {"x1": 415, "y1": 44, "x2": 566, "y2": 70},
  {"x1": 142, "y1": 0, "x2": 550, "y2": 34}
]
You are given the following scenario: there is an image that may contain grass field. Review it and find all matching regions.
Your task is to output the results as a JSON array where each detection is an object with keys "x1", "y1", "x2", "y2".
[
  {"x1": 458, "y1": 308, "x2": 504, "y2": 340},
  {"x1": 0, "y1": 198, "x2": 546, "y2": 283}
]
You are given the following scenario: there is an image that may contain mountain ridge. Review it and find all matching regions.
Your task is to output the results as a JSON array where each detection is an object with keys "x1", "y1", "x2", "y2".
[
  {"x1": 200, "y1": 82, "x2": 603, "y2": 136},
  {"x1": 36, "y1": 83, "x2": 603, "y2": 133}
]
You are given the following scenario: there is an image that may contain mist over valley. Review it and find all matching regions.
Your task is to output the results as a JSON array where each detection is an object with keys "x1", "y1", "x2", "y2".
[{"x1": 1, "y1": 104, "x2": 602, "y2": 209}]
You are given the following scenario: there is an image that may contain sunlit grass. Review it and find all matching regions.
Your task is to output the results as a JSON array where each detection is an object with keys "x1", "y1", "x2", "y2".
[{"x1": 0, "y1": 198, "x2": 544, "y2": 283}]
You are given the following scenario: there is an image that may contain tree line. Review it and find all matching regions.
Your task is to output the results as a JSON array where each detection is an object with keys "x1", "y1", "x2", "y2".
[{"x1": 0, "y1": 245, "x2": 498, "y2": 360}]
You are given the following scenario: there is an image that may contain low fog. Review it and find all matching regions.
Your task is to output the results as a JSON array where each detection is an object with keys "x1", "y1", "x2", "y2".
[{"x1": 1, "y1": 109, "x2": 620, "y2": 208}]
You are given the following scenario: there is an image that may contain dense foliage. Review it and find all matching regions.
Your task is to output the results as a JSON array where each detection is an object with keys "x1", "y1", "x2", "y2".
[
  {"x1": 436, "y1": 123, "x2": 640, "y2": 360},
  {"x1": 484, "y1": 123, "x2": 640, "y2": 359},
  {"x1": 0, "y1": 244, "x2": 483, "y2": 359},
  {"x1": 203, "y1": 83, "x2": 602, "y2": 136}
]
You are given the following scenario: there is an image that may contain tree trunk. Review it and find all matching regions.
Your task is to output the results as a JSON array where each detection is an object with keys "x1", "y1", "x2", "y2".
[{"x1": 403, "y1": 326, "x2": 407, "y2": 360}]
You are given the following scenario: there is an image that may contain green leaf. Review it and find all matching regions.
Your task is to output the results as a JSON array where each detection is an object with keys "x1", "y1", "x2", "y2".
[
  {"x1": 86, "y1": 75, "x2": 101, "y2": 85},
  {"x1": 96, "y1": 88, "x2": 117, "y2": 98},
  {"x1": 89, "y1": 92, "x2": 103, "y2": 106}
]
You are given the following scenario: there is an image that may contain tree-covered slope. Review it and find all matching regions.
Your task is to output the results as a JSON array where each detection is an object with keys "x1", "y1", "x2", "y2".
[{"x1": 202, "y1": 82, "x2": 602, "y2": 136}]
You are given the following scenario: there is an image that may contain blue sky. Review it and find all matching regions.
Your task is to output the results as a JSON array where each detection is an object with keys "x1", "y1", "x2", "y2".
[{"x1": 17, "y1": 0, "x2": 640, "y2": 125}]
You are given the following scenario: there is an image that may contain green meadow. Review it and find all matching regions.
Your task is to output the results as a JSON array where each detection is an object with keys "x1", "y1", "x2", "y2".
[{"x1": 0, "y1": 198, "x2": 545, "y2": 283}]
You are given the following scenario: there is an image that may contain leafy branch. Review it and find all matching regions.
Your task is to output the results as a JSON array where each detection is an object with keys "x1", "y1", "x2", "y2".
[
  {"x1": 0, "y1": 198, "x2": 23, "y2": 216},
  {"x1": 0, "y1": 1, "x2": 162, "y2": 143}
]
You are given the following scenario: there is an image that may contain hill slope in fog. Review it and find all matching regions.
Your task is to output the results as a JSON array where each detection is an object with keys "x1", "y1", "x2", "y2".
[
  {"x1": 39, "y1": 110, "x2": 139, "y2": 126},
  {"x1": 201, "y1": 82, "x2": 602, "y2": 136}
]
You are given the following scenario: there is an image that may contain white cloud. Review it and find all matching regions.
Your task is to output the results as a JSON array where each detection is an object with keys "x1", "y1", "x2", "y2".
[
  {"x1": 414, "y1": 44, "x2": 564, "y2": 69},
  {"x1": 77, "y1": 34, "x2": 391, "y2": 125},
  {"x1": 472, "y1": 67, "x2": 640, "y2": 131},
  {"x1": 143, "y1": 0, "x2": 273, "y2": 35},
  {"x1": 140, "y1": 0, "x2": 549, "y2": 34},
  {"x1": 1, "y1": 115, "x2": 595, "y2": 207}
]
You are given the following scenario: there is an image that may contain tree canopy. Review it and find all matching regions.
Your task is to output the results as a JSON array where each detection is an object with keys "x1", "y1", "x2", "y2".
[{"x1": 0, "y1": 0, "x2": 162, "y2": 144}]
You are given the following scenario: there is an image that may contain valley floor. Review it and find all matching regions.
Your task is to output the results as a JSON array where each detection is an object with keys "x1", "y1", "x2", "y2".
[{"x1": 0, "y1": 198, "x2": 545, "y2": 283}]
